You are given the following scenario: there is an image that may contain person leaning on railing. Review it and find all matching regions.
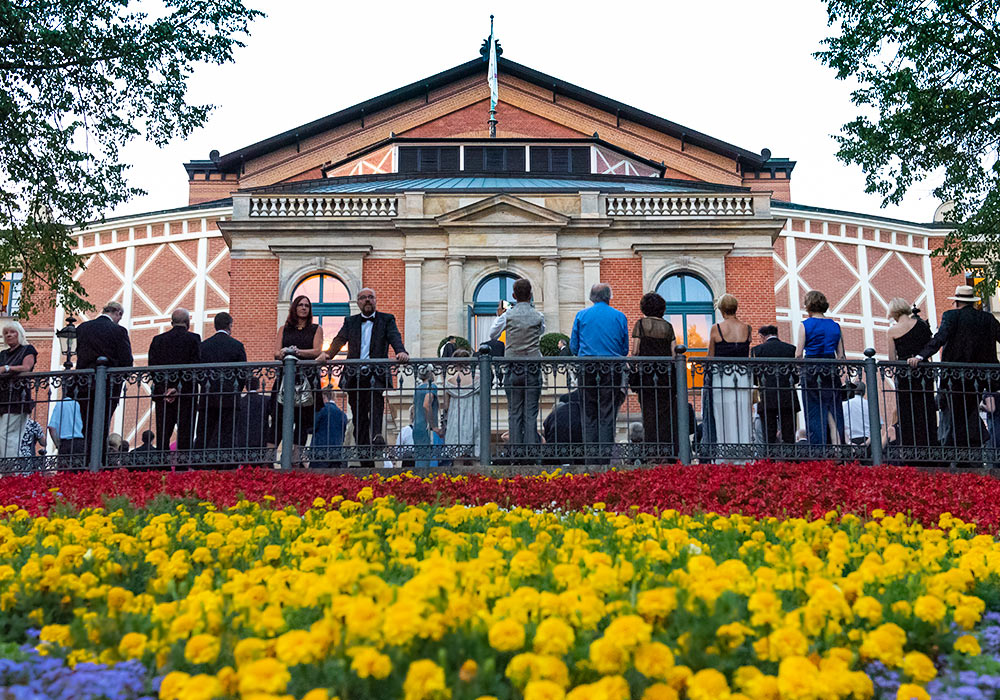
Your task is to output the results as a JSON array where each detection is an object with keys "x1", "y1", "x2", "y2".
[
  {"x1": 0, "y1": 320, "x2": 37, "y2": 462},
  {"x1": 273, "y1": 295, "x2": 325, "y2": 458},
  {"x1": 628, "y1": 291, "x2": 678, "y2": 457},
  {"x1": 795, "y1": 290, "x2": 846, "y2": 447}
]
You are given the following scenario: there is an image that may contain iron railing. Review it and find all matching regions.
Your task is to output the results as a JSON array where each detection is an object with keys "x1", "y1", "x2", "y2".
[{"x1": 0, "y1": 348, "x2": 998, "y2": 472}]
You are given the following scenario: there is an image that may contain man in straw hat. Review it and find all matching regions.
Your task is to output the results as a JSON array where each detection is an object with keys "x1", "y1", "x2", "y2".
[{"x1": 908, "y1": 285, "x2": 1000, "y2": 461}]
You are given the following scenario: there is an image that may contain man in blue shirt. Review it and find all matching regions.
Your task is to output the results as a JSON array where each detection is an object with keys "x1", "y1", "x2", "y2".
[
  {"x1": 569, "y1": 283, "x2": 629, "y2": 460},
  {"x1": 47, "y1": 395, "x2": 86, "y2": 468},
  {"x1": 312, "y1": 390, "x2": 348, "y2": 468}
]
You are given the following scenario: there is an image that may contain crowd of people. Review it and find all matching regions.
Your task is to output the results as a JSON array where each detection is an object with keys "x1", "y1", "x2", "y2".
[{"x1": 1, "y1": 279, "x2": 999, "y2": 470}]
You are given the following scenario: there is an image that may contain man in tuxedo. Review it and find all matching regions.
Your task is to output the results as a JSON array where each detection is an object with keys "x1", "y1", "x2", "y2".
[
  {"x1": 909, "y1": 285, "x2": 1000, "y2": 456},
  {"x1": 75, "y1": 301, "x2": 133, "y2": 465},
  {"x1": 235, "y1": 376, "x2": 271, "y2": 453},
  {"x1": 751, "y1": 325, "x2": 798, "y2": 447},
  {"x1": 147, "y1": 308, "x2": 200, "y2": 453},
  {"x1": 195, "y1": 312, "x2": 247, "y2": 462},
  {"x1": 326, "y1": 287, "x2": 408, "y2": 468}
]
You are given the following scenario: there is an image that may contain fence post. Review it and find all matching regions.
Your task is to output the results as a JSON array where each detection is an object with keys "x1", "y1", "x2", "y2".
[
  {"x1": 674, "y1": 346, "x2": 691, "y2": 465},
  {"x1": 863, "y1": 348, "x2": 883, "y2": 466},
  {"x1": 89, "y1": 357, "x2": 109, "y2": 472},
  {"x1": 478, "y1": 349, "x2": 492, "y2": 468},
  {"x1": 280, "y1": 355, "x2": 297, "y2": 470}
]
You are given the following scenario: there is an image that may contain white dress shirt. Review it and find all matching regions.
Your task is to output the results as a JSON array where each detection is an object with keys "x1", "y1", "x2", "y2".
[
  {"x1": 360, "y1": 314, "x2": 374, "y2": 359},
  {"x1": 488, "y1": 309, "x2": 546, "y2": 340}
]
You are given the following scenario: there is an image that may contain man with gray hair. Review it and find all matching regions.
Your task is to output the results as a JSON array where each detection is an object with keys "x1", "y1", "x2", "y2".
[
  {"x1": 570, "y1": 283, "x2": 629, "y2": 461},
  {"x1": 75, "y1": 300, "x2": 134, "y2": 465},
  {"x1": 148, "y1": 308, "x2": 201, "y2": 454}
]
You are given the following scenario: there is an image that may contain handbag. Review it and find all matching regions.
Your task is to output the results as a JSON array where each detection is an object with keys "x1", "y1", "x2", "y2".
[{"x1": 277, "y1": 373, "x2": 314, "y2": 407}]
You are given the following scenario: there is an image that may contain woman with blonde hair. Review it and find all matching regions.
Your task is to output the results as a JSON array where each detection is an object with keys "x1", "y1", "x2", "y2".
[
  {"x1": 795, "y1": 290, "x2": 845, "y2": 445},
  {"x1": 0, "y1": 320, "x2": 37, "y2": 461},
  {"x1": 887, "y1": 297, "x2": 938, "y2": 455},
  {"x1": 706, "y1": 294, "x2": 753, "y2": 456}
]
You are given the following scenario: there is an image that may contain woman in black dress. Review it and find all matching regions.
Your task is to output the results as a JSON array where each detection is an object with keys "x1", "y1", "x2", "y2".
[
  {"x1": 887, "y1": 297, "x2": 938, "y2": 461},
  {"x1": 272, "y1": 295, "x2": 325, "y2": 459},
  {"x1": 629, "y1": 292, "x2": 679, "y2": 459}
]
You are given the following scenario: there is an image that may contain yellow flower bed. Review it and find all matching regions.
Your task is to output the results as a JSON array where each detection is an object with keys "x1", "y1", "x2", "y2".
[{"x1": 1, "y1": 496, "x2": 995, "y2": 700}]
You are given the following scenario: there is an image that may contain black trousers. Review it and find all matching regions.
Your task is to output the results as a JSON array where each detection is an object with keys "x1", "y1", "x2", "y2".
[
  {"x1": 153, "y1": 394, "x2": 196, "y2": 452},
  {"x1": 346, "y1": 388, "x2": 384, "y2": 468},
  {"x1": 760, "y1": 394, "x2": 796, "y2": 445},
  {"x1": 196, "y1": 399, "x2": 238, "y2": 449}
]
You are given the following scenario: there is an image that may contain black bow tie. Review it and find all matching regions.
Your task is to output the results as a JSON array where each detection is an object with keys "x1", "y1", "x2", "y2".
[{"x1": 361, "y1": 316, "x2": 374, "y2": 323}]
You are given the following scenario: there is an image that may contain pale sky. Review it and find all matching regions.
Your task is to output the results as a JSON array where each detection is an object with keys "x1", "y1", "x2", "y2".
[{"x1": 110, "y1": 0, "x2": 943, "y2": 223}]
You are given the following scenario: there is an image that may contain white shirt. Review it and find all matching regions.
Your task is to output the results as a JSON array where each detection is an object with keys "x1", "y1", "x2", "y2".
[
  {"x1": 488, "y1": 308, "x2": 546, "y2": 340},
  {"x1": 843, "y1": 395, "x2": 881, "y2": 439},
  {"x1": 360, "y1": 314, "x2": 374, "y2": 359},
  {"x1": 396, "y1": 425, "x2": 413, "y2": 446}
]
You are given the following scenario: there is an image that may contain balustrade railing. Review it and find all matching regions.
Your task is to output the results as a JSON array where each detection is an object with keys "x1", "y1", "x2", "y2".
[{"x1": 1, "y1": 350, "x2": 998, "y2": 473}]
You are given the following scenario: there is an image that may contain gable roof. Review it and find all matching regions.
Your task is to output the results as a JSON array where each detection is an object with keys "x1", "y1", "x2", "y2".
[{"x1": 207, "y1": 56, "x2": 769, "y2": 174}]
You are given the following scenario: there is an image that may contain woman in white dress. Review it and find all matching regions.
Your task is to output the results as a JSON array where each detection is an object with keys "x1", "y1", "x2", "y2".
[
  {"x1": 443, "y1": 349, "x2": 481, "y2": 464},
  {"x1": 706, "y1": 294, "x2": 753, "y2": 461}
]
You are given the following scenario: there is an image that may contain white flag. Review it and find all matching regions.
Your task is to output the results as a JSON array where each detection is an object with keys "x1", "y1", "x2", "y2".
[{"x1": 488, "y1": 29, "x2": 498, "y2": 111}]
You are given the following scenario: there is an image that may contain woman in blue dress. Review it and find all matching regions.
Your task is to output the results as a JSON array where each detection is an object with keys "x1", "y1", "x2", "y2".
[
  {"x1": 795, "y1": 290, "x2": 846, "y2": 446},
  {"x1": 411, "y1": 365, "x2": 440, "y2": 468}
]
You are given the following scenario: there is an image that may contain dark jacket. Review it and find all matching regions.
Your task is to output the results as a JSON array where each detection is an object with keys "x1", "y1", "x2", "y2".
[
  {"x1": 751, "y1": 337, "x2": 797, "y2": 390},
  {"x1": 199, "y1": 332, "x2": 248, "y2": 408},
  {"x1": 236, "y1": 392, "x2": 271, "y2": 448},
  {"x1": 76, "y1": 315, "x2": 133, "y2": 370},
  {"x1": 148, "y1": 326, "x2": 201, "y2": 394},
  {"x1": 920, "y1": 305, "x2": 1000, "y2": 364},
  {"x1": 327, "y1": 312, "x2": 406, "y2": 389}
]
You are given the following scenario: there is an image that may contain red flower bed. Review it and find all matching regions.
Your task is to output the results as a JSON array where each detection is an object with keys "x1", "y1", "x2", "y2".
[{"x1": 0, "y1": 462, "x2": 997, "y2": 528}]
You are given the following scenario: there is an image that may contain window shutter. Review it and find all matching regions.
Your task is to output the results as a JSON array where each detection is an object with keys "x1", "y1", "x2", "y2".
[
  {"x1": 398, "y1": 147, "x2": 418, "y2": 173},
  {"x1": 464, "y1": 146, "x2": 484, "y2": 171},
  {"x1": 439, "y1": 147, "x2": 459, "y2": 171},
  {"x1": 570, "y1": 147, "x2": 590, "y2": 174}
]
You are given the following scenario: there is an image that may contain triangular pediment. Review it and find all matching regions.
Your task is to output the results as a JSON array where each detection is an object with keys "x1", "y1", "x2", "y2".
[{"x1": 436, "y1": 194, "x2": 570, "y2": 226}]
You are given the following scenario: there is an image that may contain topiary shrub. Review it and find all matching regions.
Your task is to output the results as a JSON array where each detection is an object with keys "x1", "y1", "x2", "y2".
[
  {"x1": 437, "y1": 336, "x2": 473, "y2": 356},
  {"x1": 540, "y1": 332, "x2": 570, "y2": 356}
]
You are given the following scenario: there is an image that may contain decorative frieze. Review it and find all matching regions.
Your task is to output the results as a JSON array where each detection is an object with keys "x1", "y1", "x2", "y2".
[
  {"x1": 248, "y1": 196, "x2": 398, "y2": 218},
  {"x1": 605, "y1": 195, "x2": 754, "y2": 217}
]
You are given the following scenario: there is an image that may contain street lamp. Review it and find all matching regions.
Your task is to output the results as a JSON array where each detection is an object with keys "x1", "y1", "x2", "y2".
[{"x1": 56, "y1": 318, "x2": 77, "y2": 370}]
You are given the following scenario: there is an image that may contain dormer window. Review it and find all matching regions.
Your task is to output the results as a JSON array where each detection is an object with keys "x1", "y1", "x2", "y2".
[
  {"x1": 397, "y1": 146, "x2": 460, "y2": 173},
  {"x1": 530, "y1": 146, "x2": 590, "y2": 175}
]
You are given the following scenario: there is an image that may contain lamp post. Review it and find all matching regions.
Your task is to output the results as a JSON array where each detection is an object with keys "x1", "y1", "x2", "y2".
[{"x1": 56, "y1": 318, "x2": 77, "y2": 370}]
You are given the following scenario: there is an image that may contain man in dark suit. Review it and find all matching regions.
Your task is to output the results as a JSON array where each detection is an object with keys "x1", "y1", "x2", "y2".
[
  {"x1": 75, "y1": 300, "x2": 133, "y2": 465},
  {"x1": 326, "y1": 287, "x2": 408, "y2": 468},
  {"x1": 909, "y1": 285, "x2": 1000, "y2": 455},
  {"x1": 235, "y1": 376, "x2": 271, "y2": 453},
  {"x1": 147, "y1": 308, "x2": 200, "y2": 453},
  {"x1": 751, "y1": 325, "x2": 798, "y2": 447},
  {"x1": 195, "y1": 312, "x2": 247, "y2": 461},
  {"x1": 440, "y1": 336, "x2": 457, "y2": 358}
]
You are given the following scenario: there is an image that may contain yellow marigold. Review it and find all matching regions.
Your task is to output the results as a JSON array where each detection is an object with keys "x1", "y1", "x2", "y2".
[
  {"x1": 237, "y1": 658, "x2": 291, "y2": 695},
  {"x1": 276, "y1": 629, "x2": 316, "y2": 666},
  {"x1": 524, "y1": 680, "x2": 565, "y2": 700},
  {"x1": 489, "y1": 618, "x2": 526, "y2": 652},
  {"x1": 687, "y1": 668, "x2": 731, "y2": 700},
  {"x1": 860, "y1": 623, "x2": 907, "y2": 668},
  {"x1": 589, "y1": 637, "x2": 628, "y2": 675},
  {"x1": 39, "y1": 625, "x2": 71, "y2": 647},
  {"x1": 776, "y1": 656, "x2": 819, "y2": 700},
  {"x1": 955, "y1": 634, "x2": 981, "y2": 656},
  {"x1": 634, "y1": 642, "x2": 675, "y2": 680},
  {"x1": 459, "y1": 660, "x2": 478, "y2": 683},
  {"x1": 716, "y1": 622, "x2": 754, "y2": 651},
  {"x1": 901, "y1": 652, "x2": 936, "y2": 682},
  {"x1": 641, "y1": 684, "x2": 679, "y2": 700},
  {"x1": 118, "y1": 632, "x2": 147, "y2": 660},
  {"x1": 403, "y1": 659, "x2": 448, "y2": 700},
  {"x1": 852, "y1": 596, "x2": 883, "y2": 625},
  {"x1": 954, "y1": 605, "x2": 981, "y2": 630},
  {"x1": 913, "y1": 595, "x2": 946, "y2": 625},
  {"x1": 176, "y1": 674, "x2": 222, "y2": 700},
  {"x1": 764, "y1": 627, "x2": 808, "y2": 661},
  {"x1": 158, "y1": 671, "x2": 191, "y2": 700},
  {"x1": 603, "y1": 615, "x2": 652, "y2": 650},
  {"x1": 233, "y1": 637, "x2": 268, "y2": 667},
  {"x1": 636, "y1": 588, "x2": 678, "y2": 621},
  {"x1": 106, "y1": 586, "x2": 132, "y2": 611},
  {"x1": 350, "y1": 646, "x2": 392, "y2": 679},
  {"x1": 302, "y1": 690, "x2": 330, "y2": 700},
  {"x1": 566, "y1": 675, "x2": 629, "y2": 700},
  {"x1": 184, "y1": 634, "x2": 220, "y2": 665},
  {"x1": 896, "y1": 684, "x2": 930, "y2": 700},
  {"x1": 534, "y1": 617, "x2": 575, "y2": 656}
]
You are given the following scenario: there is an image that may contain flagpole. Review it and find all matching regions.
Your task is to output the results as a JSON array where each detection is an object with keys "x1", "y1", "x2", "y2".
[{"x1": 488, "y1": 15, "x2": 497, "y2": 138}]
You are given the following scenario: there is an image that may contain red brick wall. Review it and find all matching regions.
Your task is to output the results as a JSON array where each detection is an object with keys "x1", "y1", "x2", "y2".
[
  {"x1": 363, "y1": 259, "x2": 406, "y2": 350},
  {"x1": 929, "y1": 239, "x2": 965, "y2": 330},
  {"x1": 725, "y1": 256, "x2": 776, "y2": 347},
  {"x1": 599, "y1": 257, "x2": 643, "y2": 332},
  {"x1": 401, "y1": 99, "x2": 584, "y2": 139},
  {"x1": 229, "y1": 257, "x2": 279, "y2": 361},
  {"x1": 188, "y1": 174, "x2": 239, "y2": 205}
]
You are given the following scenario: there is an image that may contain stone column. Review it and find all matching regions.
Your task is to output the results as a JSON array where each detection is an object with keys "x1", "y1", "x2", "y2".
[
  {"x1": 582, "y1": 256, "x2": 602, "y2": 301},
  {"x1": 542, "y1": 256, "x2": 561, "y2": 333},
  {"x1": 447, "y1": 256, "x2": 465, "y2": 337},
  {"x1": 404, "y1": 257, "x2": 424, "y2": 356}
]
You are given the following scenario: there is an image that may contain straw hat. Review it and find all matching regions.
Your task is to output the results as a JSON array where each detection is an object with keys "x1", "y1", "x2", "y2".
[{"x1": 947, "y1": 285, "x2": 981, "y2": 302}]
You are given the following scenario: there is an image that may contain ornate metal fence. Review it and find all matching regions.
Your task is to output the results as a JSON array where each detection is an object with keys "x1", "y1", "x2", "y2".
[{"x1": 1, "y1": 350, "x2": 1000, "y2": 472}]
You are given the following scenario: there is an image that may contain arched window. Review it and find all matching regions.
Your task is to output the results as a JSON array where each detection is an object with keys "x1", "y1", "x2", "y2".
[
  {"x1": 291, "y1": 273, "x2": 350, "y2": 353},
  {"x1": 655, "y1": 273, "x2": 715, "y2": 355},
  {"x1": 470, "y1": 273, "x2": 519, "y2": 344}
]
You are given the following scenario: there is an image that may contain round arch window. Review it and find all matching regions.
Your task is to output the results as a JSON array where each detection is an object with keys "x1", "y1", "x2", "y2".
[
  {"x1": 291, "y1": 273, "x2": 350, "y2": 353},
  {"x1": 470, "y1": 273, "x2": 520, "y2": 344},
  {"x1": 655, "y1": 272, "x2": 715, "y2": 354}
]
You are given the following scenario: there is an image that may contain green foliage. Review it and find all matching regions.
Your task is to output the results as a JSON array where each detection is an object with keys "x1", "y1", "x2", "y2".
[
  {"x1": 0, "y1": 0, "x2": 263, "y2": 316},
  {"x1": 816, "y1": 0, "x2": 1000, "y2": 297},
  {"x1": 540, "y1": 332, "x2": 569, "y2": 356},
  {"x1": 437, "y1": 336, "x2": 473, "y2": 355}
]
